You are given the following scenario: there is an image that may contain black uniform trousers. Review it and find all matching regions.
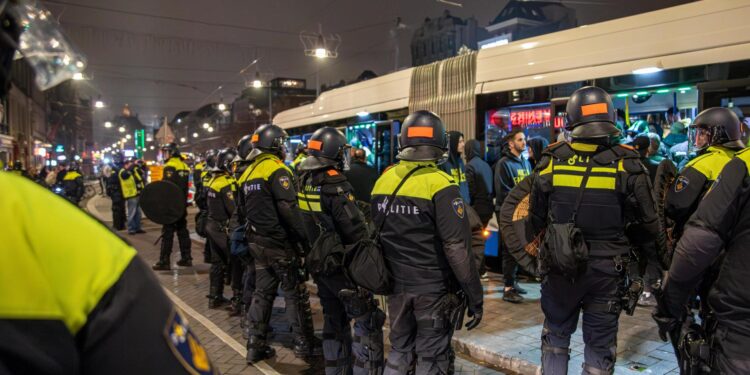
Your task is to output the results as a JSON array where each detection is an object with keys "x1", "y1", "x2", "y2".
[
  {"x1": 246, "y1": 242, "x2": 313, "y2": 343},
  {"x1": 111, "y1": 199, "x2": 126, "y2": 230},
  {"x1": 159, "y1": 211, "x2": 191, "y2": 262},
  {"x1": 712, "y1": 325, "x2": 750, "y2": 374},
  {"x1": 384, "y1": 291, "x2": 454, "y2": 375},
  {"x1": 206, "y1": 220, "x2": 230, "y2": 297},
  {"x1": 314, "y1": 272, "x2": 385, "y2": 375},
  {"x1": 540, "y1": 258, "x2": 623, "y2": 375}
]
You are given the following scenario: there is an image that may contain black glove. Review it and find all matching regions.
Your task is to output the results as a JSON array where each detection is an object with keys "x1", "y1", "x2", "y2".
[{"x1": 465, "y1": 303, "x2": 483, "y2": 331}]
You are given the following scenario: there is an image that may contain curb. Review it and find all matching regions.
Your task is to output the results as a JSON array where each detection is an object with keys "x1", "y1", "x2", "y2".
[{"x1": 452, "y1": 336, "x2": 541, "y2": 375}]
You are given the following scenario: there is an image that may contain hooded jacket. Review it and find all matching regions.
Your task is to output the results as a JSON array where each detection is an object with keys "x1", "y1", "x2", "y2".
[
  {"x1": 464, "y1": 139, "x2": 494, "y2": 225},
  {"x1": 439, "y1": 131, "x2": 470, "y2": 202},
  {"x1": 527, "y1": 137, "x2": 549, "y2": 169},
  {"x1": 494, "y1": 147, "x2": 532, "y2": 211}
]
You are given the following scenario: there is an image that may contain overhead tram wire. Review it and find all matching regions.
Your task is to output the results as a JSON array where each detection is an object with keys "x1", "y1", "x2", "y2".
[{"x1": 42, "y1": 0, "x2": 299, "y2": 36}]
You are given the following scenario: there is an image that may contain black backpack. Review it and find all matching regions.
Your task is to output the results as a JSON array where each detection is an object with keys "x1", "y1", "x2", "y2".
[
  {"x1": 301, "y1": 175, "x2": 347, "y2": 276},
  {"x1": 539, "y1": 162, "x2": 591, "y2": 281},
  {"x1": 343, "y1": 166, "x2": 425, "y2": 294}
]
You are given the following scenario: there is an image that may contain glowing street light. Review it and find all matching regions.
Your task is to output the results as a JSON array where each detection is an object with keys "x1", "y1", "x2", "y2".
[
  {"x1": 193, "y1": 132, "x2": 199, "y2": 138},
  {"x1": 72, "y1": 72, "x2": 84, "y2": 80},
  {"x1": 180, "y1": 137, "x2": 186, "y2": 143},
  {"x1": 207, "y1": 127, "x2": 214, "y2": 133},
  {"x1": 202, "y1": 123, "x2": 210, "y2": 129},
  {"x1": 218, "y1": 103, "x2": 227, "y2": 111},
  {"x1": 118, "y1": 126, "x2": 125, "y2": 133},
  {"x1": 104, "y1": 121, "x2": 112, "y2": 128},
  {"x1": 125, "y1": 134, "x2": 132, "y2": 140},
  {"x1": 314, "y1": 47, "x2": 327, "y2": 58},
  {"x1": 94, "y1": 100, "x2": 104, "y2": 108}
]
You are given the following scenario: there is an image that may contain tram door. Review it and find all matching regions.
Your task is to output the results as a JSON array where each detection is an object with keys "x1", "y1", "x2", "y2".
[{"x1": 345, "y1": 120, "x2": 400, "y2": 174}]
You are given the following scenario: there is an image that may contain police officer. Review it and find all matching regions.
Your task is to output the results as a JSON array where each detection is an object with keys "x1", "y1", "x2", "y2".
[
  {"x1": 291, "y1": 142, "x2": 308, "y2": 171},
  {"x1": 0, "y1": 1, "x2": 216, "y2": 372},
  {"x1": 153, "y1": 142, "x2": 193, "y2": 270},
  {"x1": 205, "y1": 148, "x2": 239, "y2": 309},
  {"x1": 237, "y1": 124, "x2": 319, "y2": 362},
  {"x1": 195, "y1": 149, "x2": 217, "y2": 263},
  {"x1": 230, "y1": 134, "x2": 256, "y2": 323},
  {"x1": 62, "y1": 160, "x2": 84, "y2": 204},
  {"x1": 120, "y1": 158, "x2": 144, "y2": 234},
  {"x1": 665, "y1": 107, "x2": 745, "y2": 239},
  {"x1": 528, "y1": 86, "x2": 660, "y2": 374},
  {"x1": 656, "y1": 143, "x2": 750, "y2": 374},
  {"x1": 297, "y1": 127, "x2": 385, "y2": 375},
  {"x1": 372, "y1": 110, "x2": 483, "y2": 375},
  {"x1": 107, "y1": 153, "x2": 127, "y2": 231}
]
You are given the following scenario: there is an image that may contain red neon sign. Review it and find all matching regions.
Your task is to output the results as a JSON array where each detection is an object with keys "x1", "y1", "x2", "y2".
[{"x1": 509, "y1": 107, "x2": 551, "y2": 128}]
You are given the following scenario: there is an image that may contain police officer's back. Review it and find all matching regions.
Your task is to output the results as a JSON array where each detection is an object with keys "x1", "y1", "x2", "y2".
[
  {"x1": 153, "y1": 143, "x2": 193, "y2": 270},
  {"x1": 62, "y1": 161, "x2": 84, "y2": 204},
  {"x1": 296, "y1": 127, "x2": 386, "y2": 375},
  {"x1": 528, "y1": 86, "x2": 659, "y2": 374},
  {"x1": 371, "y1": 110, "x2": 483, "y2": 375},
  {"x1": 658, "y1": 142, "x2": 750, "y2": 374}
]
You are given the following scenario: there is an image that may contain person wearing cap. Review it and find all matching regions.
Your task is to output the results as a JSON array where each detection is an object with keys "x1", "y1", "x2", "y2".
[
  {"x1": 372, "y1": 110, "x2": 483, "y2": 375},
  {"x1": 665, "y1": 107, "x2": 746, "y2": 241},
  {"x1": 528, "y1": 86, "x2": 660, "y2": 374},
  {"x1": 296, "y1": 127, "x2": 386, "y2": 375}
]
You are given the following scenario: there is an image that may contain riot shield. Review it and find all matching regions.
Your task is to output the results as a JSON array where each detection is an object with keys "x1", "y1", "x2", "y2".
[
  {"x1": 140, "y1": 180, "x2": 186, "y2": 225},
  {"x1": 497, "y1": 174, "x2": 542, "y2": 275},
  {"x1": 653, "y1": 159, "x2": 678, "y2": 269}
]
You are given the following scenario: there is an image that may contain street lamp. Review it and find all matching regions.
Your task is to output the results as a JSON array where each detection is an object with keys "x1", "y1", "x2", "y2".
[
  {"x1": 207, "y1": 127, "x2": 214, "y2": 133},
  {"x1": 126, "y1": 134, "x2": 132, "y2": 140},
  {"x1": 193, "y1": 132, "x2": 199, "y2": 138},
  {"x1": 104, "y1": 121, "x2": 112, "y2": 128},
  {"x1": 252, "y1": 72, "x2": 263, "y2": 88},
  {"x1": 218, "y1": 103, "x2": 227, "y2": 111},
  {"x1": 180, "y1": 137, "x2": 186, "y2": 143},
  {"x1": 118, "y1": 126, "x2": 125, "y2": 133},
  {"x1": 202, "y1": 123, "x2": 210, "y2": 129}
]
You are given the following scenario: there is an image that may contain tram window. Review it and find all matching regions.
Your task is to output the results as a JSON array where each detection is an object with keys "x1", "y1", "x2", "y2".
[{"x1": 484, "y1": 104, "x2": 555, "y2": 166}]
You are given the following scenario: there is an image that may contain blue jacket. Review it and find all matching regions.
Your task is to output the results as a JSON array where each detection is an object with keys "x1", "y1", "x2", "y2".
[
  {"x1": 440, "y1": 156, "x2": 470, "y2": 203},
  {"x1": 464, "y1": 139, "x2": 494, "y2": 224}
]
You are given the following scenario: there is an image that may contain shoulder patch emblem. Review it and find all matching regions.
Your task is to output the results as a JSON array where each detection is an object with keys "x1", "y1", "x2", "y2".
[
  {"x1": 164, "y1": 309, "x2": 215, "y2": 375},
  {"x1": 279, "y1": 175, "x2": 291, "y2": 190},
  {"x1": 674, "y1": 175, "x2": 689, "y2": 192},
  {"x1": 452, "y1": 198, "x2": 465, "y2": 219}
]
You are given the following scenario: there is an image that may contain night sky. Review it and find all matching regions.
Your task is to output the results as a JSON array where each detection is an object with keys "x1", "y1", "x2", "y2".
[{"x1": 41, "y1": 0, "x2": 692, "y2": 126}]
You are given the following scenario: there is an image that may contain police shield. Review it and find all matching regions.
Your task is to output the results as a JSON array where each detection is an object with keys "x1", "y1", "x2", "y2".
[
  {"x1": 497, "y1": 174, "x2": 541, "y2": 275},
  {"x1": 653, "y1": 159, "x2": 678, "y2": 269},
  {"x1": 140, "y1": 180, "x2": 186, "y2": 225}
]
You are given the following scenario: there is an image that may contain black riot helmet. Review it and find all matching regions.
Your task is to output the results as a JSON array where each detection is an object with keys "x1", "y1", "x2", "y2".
[
  {"x1": 111, "y1": 152, "x2": 124, "y2": 167},
  {"x1": 565, "y1": 86, "x2": 620, "y2": 139},
  {"x1": 236, "y1": 134, "x2": 254, "y2": 160},
  {"x1": 298, "y1": 127, "x2": 351, "y2": 172},
  {"x1": 214, "y1": 148, "x2": 238, "y2": 172},
  {"x1": 397, "y1": 110, "x2": 449, "y2": 162},
  {"x1": 245, "y1": 124, "x2": 288, "y2": 162},
  {"x1": 160, "y1": 142, "x2": 180, "y2": 158},
  {"x1": 689, "y1": 107, "x2": 745, "y2": 152},
  {"x1": 204, "y1": 149, "x2": 218, "y2": 170}
]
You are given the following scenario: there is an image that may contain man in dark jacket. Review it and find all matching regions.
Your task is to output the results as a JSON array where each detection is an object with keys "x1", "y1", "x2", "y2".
[
  {"x1": 440, "y1": 131, "x2": 470, "y2": 202},
  {"x1": 343, "y1": 148, "x2": 379, "y2": 204},
  {"x1": 464, "y1": 139, "x2": 494, "y2": 226},
  {"x1": 494, "y1": 128, "x2": 532, "y2": 303}
]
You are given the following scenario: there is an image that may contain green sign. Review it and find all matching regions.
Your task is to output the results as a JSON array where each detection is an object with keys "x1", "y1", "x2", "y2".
[{"x1": 134, "y1": 129, "x2": 145, "y2": 158}]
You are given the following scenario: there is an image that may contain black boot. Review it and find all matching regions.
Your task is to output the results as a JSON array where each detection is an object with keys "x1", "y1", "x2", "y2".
[
  {"x1": 208, "y1": 264, "x2": 229, "y2": 309},
  {"x1": 227, "y1": 289, "x2": 243, "y2": 316},
  {"x1": 293, "y1": 335, "x2": 323, "y2": 359},
  {"x1": 246, "y1": 336, "x2": 275, "y2": 363},
  {"x1": 176, "y1": 258, "x2": 192, "y2": 267},
  {"x1": 154, "y1": 234, "x2": 172, "y2": 270}
]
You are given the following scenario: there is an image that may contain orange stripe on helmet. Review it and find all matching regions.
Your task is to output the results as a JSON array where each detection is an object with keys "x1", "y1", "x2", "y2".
[
  {"x1": 308, "y1": 140, "x2": 323, "y2": 150},
  {"x1": 251, "y1": 134, "x2": 259, "y2": 143},
  {"x1": 407, "y1": 127, "x2": 434, "y2": 138},
  {"x1": 581, "y1": 103, "x2": 609, "y2": 116}
]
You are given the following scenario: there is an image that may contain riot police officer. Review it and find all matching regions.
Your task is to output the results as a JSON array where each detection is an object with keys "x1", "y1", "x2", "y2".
[
  {"x1": 372, "y1": 110, "x2": 483, "y2": 375},
  {"x1": 236, "y1": 124, "x2": 319, "y2": 362},
  {"x1": 195, "y1": 149, "x2": 217, "y2": 263},
  {"x1": 297, "y1": 127, "x2": 385, "y2": 375},
  {"x1": 229, "y1": 134, "x2": 257, "y2": 322},
  {"x1": 205, "y1": 148, "x2": 238, "y2": 309},
  {"x1": 61, "y1": 160, "x2": 84, "y2": 204},
  {"x1": 153, "y1": 142, "x2": 193, "y2": 270},
  {"x1": 656, "y1": 143, "x2": 750, "y2": 374},
  {"x1": 665, "y1": 107, "x2": 745, "y2": 238},
  {"x1": 528, "y1": 86, "x2": 660, "y2": 374}
]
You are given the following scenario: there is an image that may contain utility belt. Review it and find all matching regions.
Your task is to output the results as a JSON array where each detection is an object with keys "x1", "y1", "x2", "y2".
[{"x1": 678, "y1": 319, "x2": 716, "y2": 375}]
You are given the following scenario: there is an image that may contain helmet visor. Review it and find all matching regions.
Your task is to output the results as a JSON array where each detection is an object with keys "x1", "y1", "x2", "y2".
[
  {"x1": 7, "y1": 1, "x2": 87, "y2": 90},
  {"x1": 688, "y1": 125, "x2": 712, "y2": 154}
]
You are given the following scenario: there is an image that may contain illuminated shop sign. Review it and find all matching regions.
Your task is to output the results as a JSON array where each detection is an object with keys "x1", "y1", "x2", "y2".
[{"x1": 489, "y1": 104, "x2": 552, "y2": 130}]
